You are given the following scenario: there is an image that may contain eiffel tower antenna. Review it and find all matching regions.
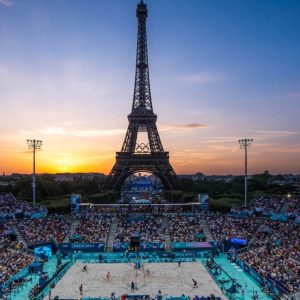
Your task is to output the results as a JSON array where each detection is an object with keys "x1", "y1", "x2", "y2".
[{"x1": 106, "y1": 1, "x2": 179, "y2": 191}]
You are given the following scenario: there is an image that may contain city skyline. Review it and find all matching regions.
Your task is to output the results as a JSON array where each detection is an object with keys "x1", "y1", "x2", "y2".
[{"x1": 1, "y1": 0, "x2": 300, "y2": 175}]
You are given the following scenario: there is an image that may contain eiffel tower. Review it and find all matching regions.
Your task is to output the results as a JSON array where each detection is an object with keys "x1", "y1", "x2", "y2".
[{"x1": 106, "y1": 0, "x2": 179, "y2": 190}]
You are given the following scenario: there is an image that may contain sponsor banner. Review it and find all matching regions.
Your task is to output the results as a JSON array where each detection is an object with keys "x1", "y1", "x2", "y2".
[
  {"x1": 230, "y1": 237, "x2": 247, "y2": 245},
  {"x1": 112, "y1": 242, "x2": 165, "y2": 252},
  {"x1": 70, "y1": 194, "x2": 81, "y2": 215},
  {"x1": 28, "y1": 242, "x2": 54, "y2": 251},
  {"x1": 157, "y1": 252, "x2": 172, "y2": 258},
  {"x1": 129, "y1": 199, "x2": 151, "y2": 205},
  {"x1": 113, "y1": 242, "x2": 129, "y2": 252},
  {"x1": 58, "y1": 242, "x2": 105, "y2": 253},
  {"x1": 140, "y1": 242, "x2": 165, "y2": 252},
  {"x1": 30, "y1": 212, "x2": 47, "y2": 219},
  {"x1": 172, "y1": 242, "x2": 213, "y2": 251},
  {"x1": 174, "y1": 252, "x2": 195, "y2": 258},
  {"x1": 198, "y1": 194, "x2": 209, "y2": 209},
  {"x1": 149, "y1": 252, "x2": 198, "y2": 259},
  {"x1": 270, "y1": 214, "x2": 288, "y2": 221},
  {"x1": 34, "y1": 246, "x2": 52, "y2": 257}
]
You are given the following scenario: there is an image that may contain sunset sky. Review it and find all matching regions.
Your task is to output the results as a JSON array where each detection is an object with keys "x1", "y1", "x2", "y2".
[{"x1": 0, "y1": 0, "x2": 300, "y2": 175}]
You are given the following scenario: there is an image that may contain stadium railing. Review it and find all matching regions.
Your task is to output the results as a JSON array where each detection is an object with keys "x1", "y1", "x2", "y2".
[{"x1": 29, "y1": 260, "x2": 73, "y2": 300}]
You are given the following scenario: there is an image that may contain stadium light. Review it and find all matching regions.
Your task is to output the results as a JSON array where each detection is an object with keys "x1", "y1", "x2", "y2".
[
  {"x1": 27, "y1": 139, "x2": 43, "y2": 207},
  {"x1": 238, "y1": 138, "x2": 254, "y2": 207}
]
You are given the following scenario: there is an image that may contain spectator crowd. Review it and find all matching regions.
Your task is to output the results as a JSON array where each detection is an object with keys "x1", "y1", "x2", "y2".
[
  {"x1": 0, "y1": 222, "x2": 34, "y2": 285},
  {"x1": 1, "y1": 192, "x2": 300, "y2": 296},
  {"x1": 250, "y1": 196, "x2": 285, "y2": 215},
  {"x1": 284, "y1": 197, "x2": 300, "y2": 219},
  {"x1": 206, "y1": 214, "x2": 262, "y2": 242},
  {"x1": 0, "y1": 193, "x2": 46, "y2": 220},
  {"x1": 17, "y1": 215, "x2": 71, "y2": 244},
  {"x1": 239, "y1": 220, "x2": 300, "y2": 293},
  {"x1": 168, "y1": 216, "x2": 204, "y2": 242},
  {"x1": 115, "y1": 216, "x2": 165, "y2": 243},
  {"x1": 71, "y1": 214, "x2": 114, "y2": 243}
]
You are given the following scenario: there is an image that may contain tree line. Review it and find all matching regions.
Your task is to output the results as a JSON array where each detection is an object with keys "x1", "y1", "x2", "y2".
[{"x1": 0, "y1": 173, "x2": 296, "y2": 212}]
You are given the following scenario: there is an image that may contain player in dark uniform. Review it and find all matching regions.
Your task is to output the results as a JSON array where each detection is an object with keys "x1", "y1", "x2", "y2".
[{"x1": 192, "y1": 279, "x2": 198, "y2": 288}]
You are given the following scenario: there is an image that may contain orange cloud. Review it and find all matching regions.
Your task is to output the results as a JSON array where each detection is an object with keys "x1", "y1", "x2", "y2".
[{"x1": 159, "y1": 123, "x2": 207, "y2": 131}]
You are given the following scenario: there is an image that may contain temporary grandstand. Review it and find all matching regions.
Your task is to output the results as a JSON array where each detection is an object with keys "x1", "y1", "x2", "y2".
[{"x1": 1, "y1": 188, "x2": 300, "y2": 300}]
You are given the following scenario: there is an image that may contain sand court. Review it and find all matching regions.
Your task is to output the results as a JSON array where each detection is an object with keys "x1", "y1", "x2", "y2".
[{"x1": 50, "y1": 261, "x2": 225, "y2": 299}]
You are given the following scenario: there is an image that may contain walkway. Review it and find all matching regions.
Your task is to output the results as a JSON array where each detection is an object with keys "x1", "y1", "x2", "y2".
[
  {"x1": 199, "y1": 216, "x2": 213, "y2": 241},
  {"x1": 279, "y1": 201, "x2": 290, "y2": 214},
  {"x1": 162, "y1": 217, "x2": 171, "y2": 251},
  {"x1": 63, "y1": 219, "x2": 79, "y2": 242},
  {"x1": 106, "y1": 221, "x2": 117, "y2": 252},
  {"x1": 13, "y1": 226, "x2": 28, "y2": 248}
]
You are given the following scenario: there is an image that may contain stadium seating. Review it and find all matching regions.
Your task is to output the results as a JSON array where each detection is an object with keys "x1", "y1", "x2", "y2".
[
  {"x1": 17, "y1": 215, "x2": 71, "y2": 244},
  {"x1": 1, "y1": 192, "x2": 299, "y2": 296},
  {"x1": 71, "y1": 214, "x2": 113, "y2": 243},
  {"x1": 0, "y1": 223, "x2": 34, "y2": 285}
]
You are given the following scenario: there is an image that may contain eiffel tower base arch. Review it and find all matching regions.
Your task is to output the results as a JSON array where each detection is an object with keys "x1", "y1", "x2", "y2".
[{"x1": 105, "y1": 152, "x2": 180, "y2": 191}]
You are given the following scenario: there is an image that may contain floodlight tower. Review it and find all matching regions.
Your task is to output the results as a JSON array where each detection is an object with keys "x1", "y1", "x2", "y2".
[
  {"x1": 27, "y1": 139, "x2": 43, "y2": 207},
  {"x1": 238, "y1": 138, "x2": 254, "y2": 207}
]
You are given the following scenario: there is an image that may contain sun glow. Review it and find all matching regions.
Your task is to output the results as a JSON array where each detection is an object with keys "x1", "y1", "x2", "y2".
[{"x1": 53, "y1": 156, "x2": 80, "y2": 173}]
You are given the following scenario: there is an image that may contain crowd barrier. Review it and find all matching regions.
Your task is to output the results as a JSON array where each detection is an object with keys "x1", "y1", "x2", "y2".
[
  {"x1": 0, "y1": 211, "x2": 47, "y2": 220},
  {"x1": 236, "y1": 258, "x2": 289, "y2": 297},
  {"x1": 140, "y1": 242, "x2": 165, "y2": 251},
  {"x1": 113, "y1": 242, "x2": 129, "y2": 252},
  {"x1": 29, "y1": 260, "x2": 73, "y2": 300},
  {"x1": 28, "y1": 240, "x2": 215, "y2": 255},
  {"x1": 270, "y1": 213, "x2": 288, "y2": 221},
  {"x1": 71, "y1": 250, "x2": 212, "y2": 263},
  {"x1": 162, "y1": 213, "x2": 200, "y2": 217},
  {"x1": 50, "y1": 299, "x2": 77, "y2": 300},
  {"x1": 113, "y1": 242, "x2": 165, "y2": 252},
  {"x1": 28, "y1": 241, "x2": 56, "y2": 252},
  {"x1": 166, "y1": 297, "x2": 189, "y2": 300},
  {"x1": 82, "y1": 298, "x2": 108, "y2": 300},
  {"x1": 0, "y1": 264, "x2": 29, "y2": 290}
]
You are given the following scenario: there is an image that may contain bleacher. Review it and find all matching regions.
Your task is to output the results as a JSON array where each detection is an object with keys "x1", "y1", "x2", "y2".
[{"x1": 1, "y1": 193, "x2": 299, "y2": 299}]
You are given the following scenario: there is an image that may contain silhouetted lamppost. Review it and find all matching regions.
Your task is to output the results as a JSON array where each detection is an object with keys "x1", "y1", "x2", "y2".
[
  {"x1": 27, "y1": 139, "x2": 43, "y2": 207},
  {"x1": 238, "y1": 138, "x2": 254, "y2": 207}
]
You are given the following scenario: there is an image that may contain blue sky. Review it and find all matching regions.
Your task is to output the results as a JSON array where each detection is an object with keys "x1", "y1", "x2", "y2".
[{"x1": 0, "y1": 0, "x2": 300, "y2": 175}]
